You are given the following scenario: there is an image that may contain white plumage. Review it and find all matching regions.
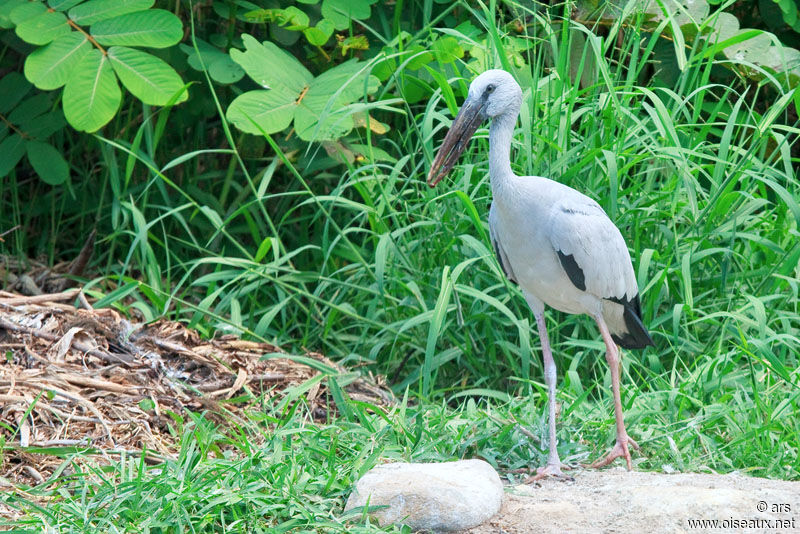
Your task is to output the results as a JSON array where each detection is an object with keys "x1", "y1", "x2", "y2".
[{"x1": 428, "y1": 70, "x2": 654, "y2": 479}]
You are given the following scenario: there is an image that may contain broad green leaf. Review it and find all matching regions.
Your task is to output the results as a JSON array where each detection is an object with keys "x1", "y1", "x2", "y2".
[
  {"x1": 26, "y1": 140, "x2": 69, "y2": 185},
  {"x1": 208, "y1": 56, "x2": 245, "y2": 84},
  {"x1": 321, "y1": 0, "x2": 376, "y2": 30},
  {"x1": 230, "y1": 34, "x2": 312, "y2": 93},
  {"x1": 645, "y1": 0, "x2": 709, "y2": 28},
  {"x1": 405, "y1": 45, "x2": 434, "y2": 70},
  {"x1": 278, "y1": 6, "x2": 308, "y2": 30},
  {"x1": 108, "y1": 46, "x2": 187, "y2": 105},
  {"x1": 24, "y1": 32, "x2": 91, "y2": 90},
  {"x1": 8, "y1": 93, "x2": 51, "y2": 127},
  {"x1": 0, "y1": 0, "x2": 27, "y2": 28},
  {"x1": 762, "y1": 45, "x2": 800, "y2": 72},
  {"x1": 180, "y1": 38, "x2": 225, "y2": 70},
  {"x1": 0, "y1": 134, "x2": 26, "y2": 176},
  {"x1": 226, "y1": 89, "x2": 297, "y2": 135},
  {"x1": 25, "y1": 110, "x2": 66, "y2": 139},
  {"x1": 63, "y1": 49, "x2": 121, "y2": 132},
  {"x1": 179, "y1": 39, "x2": 244, "y2": 84},
  {"x1": 16, "y1": 10, "x2": 71, "y2": 45},
  {"x1": 9, "y1": 1, "x2": 46, "y2": 25},
  {"x1": 294, "y1": 60, "x2": 378, "y2": 141},
  {"x1": 303, "y1": 19, "x2": 334, "y2": 46},
  {"x1": 90, "y1": 9, "x2": 182, "y2": 48},
  {"x1": 706, "y1": 12, "x2": 740, "y2": 45},
  {"x1": 723, "y1": 31, "x2": 771, "y2": 63},
  {"x1": 48, "y1": 0, "x2": 83, "y2": 11},
  {"x1": 0, "y1": 72, "x2": 32, "y2": 113},
  {"x1": 69, "y1": 0, "x2": 153, "y2": 25},
  {"x1": 432, "y1": 36, "x2": 464, "y2": 64}
]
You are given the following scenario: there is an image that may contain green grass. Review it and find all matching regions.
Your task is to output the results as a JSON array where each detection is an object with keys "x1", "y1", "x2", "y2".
[
  {"x1": 1, "y1": 0, "x2": 799, "y2": 531},
  {"x1": 3, "y1": 377, "x2": 796, "y2": 531}
]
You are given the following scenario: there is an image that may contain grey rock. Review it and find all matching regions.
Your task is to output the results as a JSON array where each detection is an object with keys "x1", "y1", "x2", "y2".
[{"x1": 345, "y1": 459, "x2": 503, "y2": 532}]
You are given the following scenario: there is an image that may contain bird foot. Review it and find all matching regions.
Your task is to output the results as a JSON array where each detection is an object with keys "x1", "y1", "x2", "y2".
[
  {"x1": 523, "y1": 462, "x2": 574, "y2": 483},
  {"x1": 585, "y1": 435, "x2": 640, "y2": 470}
]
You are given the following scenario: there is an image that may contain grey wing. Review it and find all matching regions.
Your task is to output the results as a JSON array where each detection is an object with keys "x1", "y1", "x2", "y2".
[
  {"x1": 489, "y1": 202, "x2": 517, "y2": 284},
  {"x1": 546, "y1": 199, "x2": 638, "y2": 302}
]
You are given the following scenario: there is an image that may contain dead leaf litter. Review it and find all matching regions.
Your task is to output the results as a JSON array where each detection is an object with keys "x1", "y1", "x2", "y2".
[{"x1": 0, "y1": 289, "x2": 391, "y2": 488}]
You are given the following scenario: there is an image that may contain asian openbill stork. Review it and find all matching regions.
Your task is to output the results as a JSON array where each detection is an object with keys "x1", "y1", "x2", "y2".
[{"x1": 427, "y1": 70, "x2": 654, "y2": 479}]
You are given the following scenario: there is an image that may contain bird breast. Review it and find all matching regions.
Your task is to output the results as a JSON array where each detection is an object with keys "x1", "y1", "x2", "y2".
[{"x1": 490, "y1": 177, "x2": 603, "y2": 316}]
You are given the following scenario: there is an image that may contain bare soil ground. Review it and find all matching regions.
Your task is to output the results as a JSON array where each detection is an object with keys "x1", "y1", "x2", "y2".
[{"x1": 465, "y1": 470, "x2": 800, "y2": 534}]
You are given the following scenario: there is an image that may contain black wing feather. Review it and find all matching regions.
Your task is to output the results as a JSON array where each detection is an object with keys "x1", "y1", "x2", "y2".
[
  {"x1": 557, "y1": 250, "x2": 586, "y2": 291},
  {"x1": 605, "y1": 294, "x2": 654, "y2": 349}
]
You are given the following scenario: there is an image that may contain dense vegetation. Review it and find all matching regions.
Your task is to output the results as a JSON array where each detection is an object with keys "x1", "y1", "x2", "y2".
[{"x1": 1, "y1": 0, "x2": 799, "y2": 530}]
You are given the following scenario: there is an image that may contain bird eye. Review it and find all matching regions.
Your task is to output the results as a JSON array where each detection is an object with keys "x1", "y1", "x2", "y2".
[{"x1": 485, "y1": 84, "x2": 495, "y2": 94}]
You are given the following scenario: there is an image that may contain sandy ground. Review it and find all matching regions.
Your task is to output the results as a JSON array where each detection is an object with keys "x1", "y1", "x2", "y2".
[{"x1": 464, "y1": 469, "x2": 800, "y2": 534}]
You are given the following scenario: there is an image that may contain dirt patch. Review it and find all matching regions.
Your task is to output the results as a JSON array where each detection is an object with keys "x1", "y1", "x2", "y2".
[
  {"x1": 0, "y1": 289, "x2": 391, "y2": 487},
  {"x1": 465, "y1": 470, "x2": 800, "y2": 533}
]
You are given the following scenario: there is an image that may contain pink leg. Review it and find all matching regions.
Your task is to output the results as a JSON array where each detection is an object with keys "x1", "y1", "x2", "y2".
[
  {"x1": 526, "y1": 311, "x2": 571, "y2": 481},
  {"x1": 588, "y1": 314, "x2": 639, "y2": 470}
]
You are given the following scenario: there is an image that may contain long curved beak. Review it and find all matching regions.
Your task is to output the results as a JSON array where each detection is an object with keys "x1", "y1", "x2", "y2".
[{"x1": 427, "y1": 96, "x2": 485, "y2": 187}]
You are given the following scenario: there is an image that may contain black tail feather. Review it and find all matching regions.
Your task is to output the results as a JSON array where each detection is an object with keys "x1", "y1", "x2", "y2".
[{"x1": 607, "y1": 294, "x2": 654, "y2": 349}]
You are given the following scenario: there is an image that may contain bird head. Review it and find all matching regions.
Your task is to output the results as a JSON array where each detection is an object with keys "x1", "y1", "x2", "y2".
[{"x1": 427, "y1": 70, "x2": 522, "y2": 187}]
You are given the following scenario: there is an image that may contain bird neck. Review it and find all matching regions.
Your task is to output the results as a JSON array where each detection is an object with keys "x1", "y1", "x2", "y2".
[{"x1": 488, "y1": 111, "x2": 517, "y2": 190}]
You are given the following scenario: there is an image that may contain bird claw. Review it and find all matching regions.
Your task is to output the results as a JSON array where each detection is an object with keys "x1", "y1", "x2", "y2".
[
  {"x1": 585, "y1": 435, "x2": 639, "y2": 470},
  {"x1": 523, "y1": 462, "x2": 574, "y2": 483}
]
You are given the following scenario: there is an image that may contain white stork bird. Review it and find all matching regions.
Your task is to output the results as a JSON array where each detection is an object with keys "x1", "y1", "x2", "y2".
[{"x1": 427, "y1": 70, "x2": 654, "y2": 479}]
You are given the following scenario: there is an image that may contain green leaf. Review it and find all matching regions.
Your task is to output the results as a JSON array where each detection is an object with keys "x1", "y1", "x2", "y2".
[
  {"x1": 26, "y1": 140, "x2": 69, "y2": 185},
  {"x1": 246, "y1": 6, "x2": 309, "y2": 30},
  {"x1": 24, "y1": 32, "x2": 91, "y2": 90},
  {"x1": 25, "y1": 110, "x2": 66, "y2": 139},
  {"x1": 208, "y1": 56, "x2": 245, "y2": 84},
  {"x1": 226, "y1": 89, "x2": 297, "y2": 135},
  {"x1": 0, "y1": 72, "x2": 32, "y2": 113},
  {"x1": 179, "y1": 38, "x2": 244, "y2": 84},
  {"x1": 0, "y1": 134, "x2": 26, "y2": 176},
  {"x1": 69, "y1": 0, "x2": 153, "y2": 26},
  {"x1": 230, "y1": 34, "x2": 312, "y2": 93},
  {"x1": 432, "y1": 36, "x2": 464, "y2": 64},
  {"x1": 0, "y1": 0, "x2": 27, "y2": 29},
  {"x1": 15, "y1": 9, "x2": 71, "y2": 45},
  {"x1": 8, "y1": 93, "x2": 51, "y2": 127},
  {"x1": 278, "y1": 6, "x2": 308, "y2": 30},
  {"x1": 9, "y1": 1, "x2": 46, "y2": 25},
  {"x1": 90, "y1": 9, "x2": 182, "y2": 49},
  {"x1": 303, "y1": 19, "x2": 334, "y2": 46},
  {"x1": 723, "y1": 31, "x2": 771, "y2": 64},
  {"x1": 321, "y1": 0, "x2": 376, "y2": 30},
  {"x1": 405, "y1": 45, "x2": 434, "y2": 70},
  {"x1": 108, "y1": 46, "x2": 187, "y2": 105},
  {"x1": 63, "y1": 49, "x2": 121, "y2": 132},
  {"x1": 295, "y1": 60, "x2": 378, "y2": 141},
  {"x1": 48, "y1": 0, "x2": 83, "y2": 11}
]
